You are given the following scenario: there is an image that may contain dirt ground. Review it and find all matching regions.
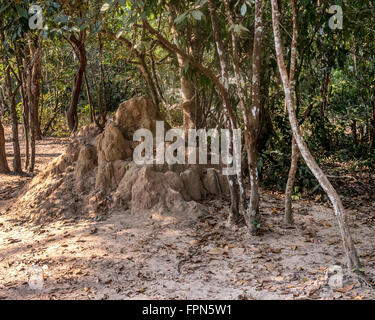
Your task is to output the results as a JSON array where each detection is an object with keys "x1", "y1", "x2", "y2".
[{"x1": 1, "y1": 127, "x2": 374, "y2": 300}]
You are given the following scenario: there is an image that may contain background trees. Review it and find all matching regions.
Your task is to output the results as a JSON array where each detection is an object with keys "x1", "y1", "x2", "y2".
[{"x1": 1, "y1": 0, "x2": 374, "y2": 269}]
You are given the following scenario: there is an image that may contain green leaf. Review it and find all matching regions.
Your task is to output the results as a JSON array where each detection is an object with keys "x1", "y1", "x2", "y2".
[
  {"x1": 0, "y1": 2, "x2": 12, "y2": 16},
  {"x1": 101, "y1": 3, "x2": 111, "y2": 12},
  {"x1": 238, "y1": 24, "x2": 249, "y2": 33},
  {"x1": 174, "y1": 12, "x2": 188, "y2": 25},
  {"x1": 241, "y1": 3, "x2": 247, "y2": 16},
  {"x1": 198, "y1": 0, "x2": 208, "y2": 6},
  {"x1": 55, "y1": 15, "x2": 69, "y2": 25},
  {"x1": 191, "y1": 10, "x2": 204, "y2": 21},
  {"x1": 16, "y1": 4, "x2": 28, "y2": 19}
]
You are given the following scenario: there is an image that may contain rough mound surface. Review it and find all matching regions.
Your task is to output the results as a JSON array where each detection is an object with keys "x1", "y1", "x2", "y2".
[{"x1": 16, "y1": 96, "x2": 229, "y2": 223}]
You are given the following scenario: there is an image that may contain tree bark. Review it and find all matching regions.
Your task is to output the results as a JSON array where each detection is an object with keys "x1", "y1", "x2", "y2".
[
  {"x1": 271, "y1": 0, "x2": 361, "y2": 270},
  {"x1": 369, "y1": 102, "x2": 375, "y2": 152},
  {"x1": 223, "y1": 0, "x2": 264, "y2": 233},
  {"x1": 168, "y1": 6, "x2": 198, "y2": 135},
  {"x1": 285, "y1": 136, "x2": 299, "y2": 223},
  {"x1": 3, "y1": 54, "x2": 22, "y2": 173},
  {"x1": 25, "y1": 37, "x2": 43, "y2": 172},
  {"x1": 98, "y1": 33, "x2": 107, "y2": 126},
  {"x1": 208, "y1": 0, "x2": 242, "y2": 225},
  {"x1": 15, "y1": 48, "x2": 30, "y2": 170},
  {"x1": 351, "y1": 119, "x2": 357, "y2": 148},
  {"x1": 33, "y1": 52, "x2": 43, "y2": 140},
  {"x1": 67, "y1": 32, "x2": 87, "y2": 132},
  {"x1": 0, "y1": 115, "x2": 10, "y2": 173},
  {"x1": 285, "y1": 0, "x2": 299, "y2": 224},
  {"x1": 246, "y1": 0, "x2": 264, "y2": 234}
]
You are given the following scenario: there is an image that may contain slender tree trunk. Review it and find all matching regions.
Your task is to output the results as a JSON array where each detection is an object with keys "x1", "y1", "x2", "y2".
[
  {"x1": 285, "y1": 0, "x2": 299, "y2": 224},
  {"x1": 285, "y1": 137, "x2": 299, "y2": 223},
  {"x1": 25, "y1": 38, "x2": 42, "y2": 172},
  {"x1": 168, "y1": 9, "x2": 198, "y2": 135},
  {"x1": 0, "y1": 28, "x2": 22, "y2": 173},
  {"x1": 16, "y1": 49, "x2": 30, "y2": 170},
  {"x1": 351, "y1": 119, "x2": 358, "y2": 148},
  {"x1": 246, "y1": 0, "x2": 264, "y2": 234},
  {"x1": 369, "y1": 102, "x2": 375, "y2": 152},
  {"x1": 271, "y1": 0, "x2": 361, "y2": 270},
  {"x1": 0, "y1": 116, "x2": 10, "y2": 173},
  {"x1": 4, "y1": 63, "x2": 22, "y2": 174},
  {"x1": 138, "y1": 53, "x2": 160, "y2": 109},
  {"x1": 67, "y1": 32, "x2": 87, "y2": 132},
  {"x1": 25, "y1": 50, "x2": 36, "y2": 173},
  {"x1": 2, "y1": 59, "x2": 20, "y2": 174},
  {"x1": 223, "y1": 0, "x2": 262, "y2": 231},
  {"x1": 0, "y1": 88, "x2": 7, "y2": 116},
  {"x1": 32, "y1": 42, "x2": 43, "y2": 140},
  {"x1": 84, "y1": 71, "x2": 95, "y2": 123},
  {"x1": 208, "y1": 0, "x2": 242, "y2": 225},
  {"x1": 150, "y1": 52, "x2": 168, "y2": 107},
  {"x1": 98, "y1": 33, "x2": 107, "y2": 126}
]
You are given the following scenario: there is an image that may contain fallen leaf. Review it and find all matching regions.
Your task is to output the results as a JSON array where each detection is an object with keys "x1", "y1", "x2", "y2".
[
  {"x1": 335, "y1": 283, "x2": 355, "y2": 294},
  {"x1": 274, "y1": 276, "x2": 285, "y2": 282},
  {"x1": 207, "y1": 248, "x2": 227, "y2": 255},
  {"x1": 286, "y1": 284, "x2": 295, "y2": 289},
  {"x1": 321, "y1": 221, "x2": 332, "y2": 227}
]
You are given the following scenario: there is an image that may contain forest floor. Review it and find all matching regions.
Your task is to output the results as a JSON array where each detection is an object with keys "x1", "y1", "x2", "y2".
[{"x1": 0, "y1": 126, "x2": 374, "y2": 300}]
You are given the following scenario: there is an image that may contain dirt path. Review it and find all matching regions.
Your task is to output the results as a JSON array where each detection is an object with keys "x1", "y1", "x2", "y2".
[{"x1": 0, "y1": 129, "x2": 374, "y2": 300}]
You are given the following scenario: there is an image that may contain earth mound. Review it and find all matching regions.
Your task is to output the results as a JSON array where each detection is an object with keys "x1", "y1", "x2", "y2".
[{"x1": 16, "y1": 96, "x2": 229, "y2": 223}]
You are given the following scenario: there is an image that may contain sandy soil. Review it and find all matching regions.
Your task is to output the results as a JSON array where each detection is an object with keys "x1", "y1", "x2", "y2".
[{"x1": 0, "y1": 127, "x2": 374, "y2": 300}]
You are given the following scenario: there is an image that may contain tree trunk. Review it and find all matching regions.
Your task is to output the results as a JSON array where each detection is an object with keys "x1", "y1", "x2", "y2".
[
  {"x1": 98, "y1": 33, "x2": 107, "y2": 126},
  {"x1": 169, "y1": 13, "x2": 197, "y2": 134},
  {"x1": 167, "y1": 4, "x2": 204, "y2": 134},
  {"x1": 223, "y1": 0, "x2": 263, "y2": 232},
  {"x1": 4, "y1": 63, "x2": 22, "y2": 174},
  {"x1": 0, "y1": 88, "x2": 7, "y2": 116},
  {"x1": 32, "y1": 40, "x2": 43, "y2": 140},
  {"x1": 25, "y1": 38, "x2": 43, "y2": 172},
  {"x1": 7, "y1": 86, "x2": 22, "y2": 174},
  {"x1": 0, "y1": 116, "x2": 10, "y2": 173},
  {"x1": 84, "y1": 72, "x2": 95, "y2": 123},
  {"x1": 208, "y1": 0, "x2": 242, "y2": 225},
  {"x1": 67, "y1": 32, "x2": 87, "y2": 132},
  {"x1": 351, "y1": 119, "x2": 358, "y2": 148},
  {"x1": 0, "y1": 29, "x2": 22, "y2": 174},
  {"x1": 369, "y1": 102, "x2": 375, "y2": 152},
  {"x1": 246, "y1": 0, "x2": 264, "y2": 234},
  {"x1": 271, "y1": 0, "x2": 361, "y2": 270},
  {"x1": 285, "y1": 137, "x2": 299, "y2": 223},
  {"x1": 284, "y1": 0, "x2": 299, "y2": 224},
  {"x1": 16, "y1": 48, "x2": 30, "y2": 170},
  {"x1": 138, "y1": 53, "x2": 160, "y2": 109}
]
